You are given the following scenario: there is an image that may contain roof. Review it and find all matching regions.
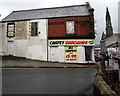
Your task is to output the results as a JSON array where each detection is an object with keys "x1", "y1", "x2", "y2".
[
  {"x1": 2, "y1": 3, "x2": 92, "y2": 22},
  {"x1": 101, "y1": 32, "x2": 106, "y2": 40},
  {"x1": 101, "y1": 33, "x2": 120, "y2": 40},
  {"x1": 114, "y1": 33, "x2": 120, "y2": 38}
]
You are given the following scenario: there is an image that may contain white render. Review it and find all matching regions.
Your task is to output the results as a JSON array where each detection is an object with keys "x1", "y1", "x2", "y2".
[
  {"x1": 92, "y1": 47, "x2": 95, "y2": 62},
  {"x1": 2, "y1": 19, "x2": 48, "y2": 61},
  {"x1": 77, "y1": 46, "x2": 85, "y2": 63},
  {"x1": 0, "y1": 23, "x2": 2, "y2": 55},
  {"x1": 2, "y1": 19, "x2": 95, "y2": 63},
  {"x1": 1, "y1": 23, "x2": 8, "y2": 55},
  {"x1": 58, "y1": 46, "x2": 65, "y2": 62},
  {"x1": 48, "y1": 45, "x2": 95, "y2": 63}
]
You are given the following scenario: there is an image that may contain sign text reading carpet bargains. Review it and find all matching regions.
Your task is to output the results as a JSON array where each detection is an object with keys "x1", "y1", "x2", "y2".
[{"x1": 49, "y1": 40, "x2": 95, "y2": 46}]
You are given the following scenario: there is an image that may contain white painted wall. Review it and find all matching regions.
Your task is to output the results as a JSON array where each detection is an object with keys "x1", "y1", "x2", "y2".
[
  {"x1": 0, "y1": 23, "x2": 2, "y2": 55},
  {"x1": 2, "y1": 19, "x2": 95, "y2": 63},
  {"x1": 2, "y1": 23, "x2": 8, "y2": 55},
  {"x1": 58, "y1": 46, "x2": 64, "y2": 62},
  {"x1": 92, "y1": 47, "x2": 95, "y2": 62},
  {"x1": 2, "y1": 19, "x2": 48, "y2": 61},
  {"x1": 78, "y1": 46, "x2": 85, "y2": 63},
  {"x1": 26, "y1": 19, "x2": 48, "y2": 61},
  {"x1": 13, "y1": 40, "x2": 28, "y2": 57},
  {"x1": 27, "y1": 38, "x2": 47, "y2": 60},
  {"x1": 48, "y1": 45, "x2": 95, "y2": 63},
  {"x1": 48, "y1": 46, "x2": 51, "y2": 61}
]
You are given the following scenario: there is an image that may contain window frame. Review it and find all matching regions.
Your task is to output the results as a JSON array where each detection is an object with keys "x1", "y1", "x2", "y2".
[
  {"x1": 85, "y1": 46, "x2": 93, "y2": 61},
  {"x1": 66, "y1": 20, "x2": 75, "y2": 34},
  {"x1": 31, "y1": 22, "x2": 38, "y2": 36},
  {"x1": 7, "y1": 23, "x2": 15, "y2": 38}
]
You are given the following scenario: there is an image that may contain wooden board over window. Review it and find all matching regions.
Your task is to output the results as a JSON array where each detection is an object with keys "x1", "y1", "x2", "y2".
[
  {"x1": 66, "y1": 21, "x2": 74, "y2": 34},
  {"x1": 7, "y1": 23, "x2": 15, "y2": 37}
]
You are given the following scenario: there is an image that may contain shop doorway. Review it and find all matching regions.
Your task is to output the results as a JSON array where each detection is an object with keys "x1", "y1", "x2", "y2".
[{"x1": 85, "y1": 46, "x2": 92, "y2": 61}]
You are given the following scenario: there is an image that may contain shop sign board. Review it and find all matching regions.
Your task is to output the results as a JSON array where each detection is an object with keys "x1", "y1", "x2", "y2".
[
  {"x1": 65, "y1": 46, "x2": 77, "y2": 62},
  {"x1": 48, "y1": 39, "x2": 95, "y2": 46}
]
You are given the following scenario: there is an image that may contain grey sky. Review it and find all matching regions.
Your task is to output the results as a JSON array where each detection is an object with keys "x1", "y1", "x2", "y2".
[{"x1": 0, "y1": 0, "x2": 119, "y2": 44}]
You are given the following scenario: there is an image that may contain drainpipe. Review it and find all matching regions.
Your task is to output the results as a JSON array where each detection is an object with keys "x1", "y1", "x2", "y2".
[
  {"x1": 47, "y1": 40, "x2": 48, "y2": 61},
  {"x1": 46, "y1": 19, "x2": 48, "y2": 61}
]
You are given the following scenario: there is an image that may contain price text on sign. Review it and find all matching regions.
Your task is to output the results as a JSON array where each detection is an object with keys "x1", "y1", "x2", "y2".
[{"x1": 65, "y1": 46, "x2": 77, "y2": 62}]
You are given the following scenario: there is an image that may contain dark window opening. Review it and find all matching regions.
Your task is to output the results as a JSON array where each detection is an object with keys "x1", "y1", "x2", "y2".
[
  {"x1": 85, "y1": 46, "x2": 93, "y2": 61},
  {"x1": 31, "y1": 22, "x2": 38, "y2": 36}
]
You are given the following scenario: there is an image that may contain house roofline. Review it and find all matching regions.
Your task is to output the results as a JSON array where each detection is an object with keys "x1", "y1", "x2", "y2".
[
  {"x1": 1, "y1": 15, "x2": 90, "y2": 23},
  {"x1": 13, "y1": 4, "x2": 87, "y2": 13}
]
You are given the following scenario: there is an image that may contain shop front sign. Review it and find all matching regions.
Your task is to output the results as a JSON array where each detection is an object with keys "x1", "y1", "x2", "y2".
[{"x1": 48, "y1": 39, "x2": 95, "y2": 46}]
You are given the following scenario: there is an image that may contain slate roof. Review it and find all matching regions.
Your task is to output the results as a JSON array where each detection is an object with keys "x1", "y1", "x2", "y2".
[
  {"x1": 101, "y1": 32, "x2": 106, "y2": 40},
  {"x1": 2, "y1": 4, "x2": 91, "y2": 22}
]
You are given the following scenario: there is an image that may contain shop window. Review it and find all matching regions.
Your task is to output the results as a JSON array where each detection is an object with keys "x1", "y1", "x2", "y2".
[
  {"x1": 31, "y1": 22, "x2": 38, "y2": 36},
  {"x1": 65, "y1": 46, "x2": 77, "y2": 62},
  {"x1": 85, "y1": 46, "x2": 92, "y2": 61},
  {"x1": 7, "y1": 23, "x2": 15, "y2": 38},
  {"x1": 66, "y1": 21, "x2": 74, "y2": 34}
]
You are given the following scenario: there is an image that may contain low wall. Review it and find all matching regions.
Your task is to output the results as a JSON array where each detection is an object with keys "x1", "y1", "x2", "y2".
[{"x1": 94, "y1": 73, "x2": 116, "y2": 95}]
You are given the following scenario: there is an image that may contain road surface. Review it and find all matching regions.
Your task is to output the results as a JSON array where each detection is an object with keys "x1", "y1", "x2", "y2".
[{"x1": 2, "y1": 68, "x2": 97, "y2": 95}]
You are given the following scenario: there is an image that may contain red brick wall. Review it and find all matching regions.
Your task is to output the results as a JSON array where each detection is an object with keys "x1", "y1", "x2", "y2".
[{"x1": 48, "y1": 16, "x2": 93, "y2": 38}]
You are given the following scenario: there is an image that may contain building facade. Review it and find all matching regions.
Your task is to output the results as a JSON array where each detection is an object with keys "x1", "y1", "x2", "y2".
[
  {"x1": 100, "y1": 7, "x2": 120, "y2": 56},
  {"x1": 118, "y1": 1, "x2": 120, "y2": 55},
  {"x1": 1, "y1": 2, "x2": 95, "y2": 63}
]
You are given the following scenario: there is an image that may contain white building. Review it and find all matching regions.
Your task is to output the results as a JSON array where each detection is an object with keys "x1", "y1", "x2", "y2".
[{"x1": 1, "y1": 3, "x2": 95, "y2": 63}]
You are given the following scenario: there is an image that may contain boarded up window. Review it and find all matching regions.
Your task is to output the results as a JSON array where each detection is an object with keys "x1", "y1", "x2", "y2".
[
  {"x1": 7, "y1": 23, "x2": 15, "y2": 38},
  {"x1": 15, "y1": 21, "x2": 27, "y2": 39},
  {"x1": 66, "y1": 21, "x2": 74, "y2": 34}
]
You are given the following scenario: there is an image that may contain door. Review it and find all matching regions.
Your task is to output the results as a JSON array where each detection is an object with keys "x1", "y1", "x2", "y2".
[
  {"x1": 8, "y1": 42, "x2": 14, "y2": 55},
  {"x1": 50, "y1": 47, "x2": 58, "y2": 62},
  {"x1": 85, "y1": 46, "x2": 92, "y2": 61}
]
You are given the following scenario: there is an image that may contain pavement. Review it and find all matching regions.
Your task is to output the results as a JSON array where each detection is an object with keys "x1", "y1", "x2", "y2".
[
  {"x1": 0, "y1": 55, "x2": 118, "y2": 69},
  {"x1": 0, "y1": 55, "x2": 99, "y2": 68}
]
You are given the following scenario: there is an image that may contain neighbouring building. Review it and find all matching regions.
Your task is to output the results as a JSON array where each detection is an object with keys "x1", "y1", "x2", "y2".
[
  {"x1": 118, "y1": 1, "x2": 120, "y2": 55},
  {"x1": 100, "y1": 7, "x2": 120, "y2": 56},
  {"x1": 0, "y1": 23, "x2": 3, "y2": 55},
  {"x1": 1, "y1": 2, "x2": 95, "y2": 63}
]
